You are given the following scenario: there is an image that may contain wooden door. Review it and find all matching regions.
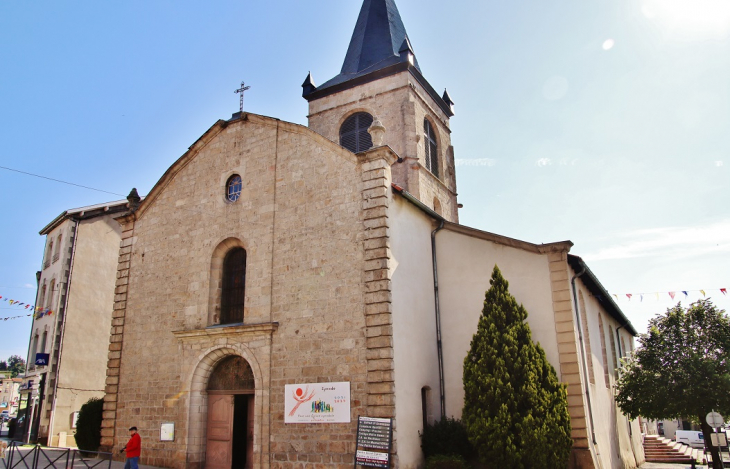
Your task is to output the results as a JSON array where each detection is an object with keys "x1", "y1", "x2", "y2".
[
  {"x1": 246, "y1": 396, "x2": 255, "y2": 469},
  {"x1": 206, "y1": 394, "x2": 234, "y2": 469}
]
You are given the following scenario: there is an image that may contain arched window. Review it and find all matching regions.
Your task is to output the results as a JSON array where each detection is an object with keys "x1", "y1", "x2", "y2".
[
  {"x1": 578, "y1": 291, "x2": 595, "y2": 385},
  {"x1": 424, "y1": 119, "x2": 439, "y2": 178},
  {"x1": 39, "y1": 282, "x2": 47, "y2": 308},
  {"x1": 339, "y1": 112, "x2": 373, "y2": 153},
  {"x1": 433, "y1": 198, "x2": 442, "y2": 216},
  {"x1": 54, "y1": 235, "x2": 62, "y2": 262},
  {"x1": 609, "y1": 325, "x2": 618, "y2": 378},
  {"x1": 226, "y1": 175, "x2": 243, "y2": 203},
  {"x1": 30, "y1": 332, "x2": 39, "y2": 367},
  {"x1": 598, "y1": 314, "x2": 610, "y2": 388},
  {"x1": 45, "y1": 241, "x2": 53, "y2": 268},
  {"x1": 220, "y1": 248, "x2": 246, "y2": 324},
  {"x1": 48, "y1": 279, "x2": 56, "y2": 309},
  {"x1": 421, "y1": 386, "x2": 432, "y2": 431}
]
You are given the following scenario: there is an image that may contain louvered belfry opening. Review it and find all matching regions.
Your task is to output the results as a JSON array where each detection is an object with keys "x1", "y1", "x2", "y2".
[
  {"x1": 340, "y1": 112, "x2": 374, "y2": 153},
  {"x1": 221, "y1": 248, "x2": 246, "y2": 324},
  {"x1": 424, "y1": 119, "x2": 439, "y2": 178}
]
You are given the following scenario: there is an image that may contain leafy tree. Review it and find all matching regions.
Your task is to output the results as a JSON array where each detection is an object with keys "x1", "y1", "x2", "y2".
[
  {"x1": 7, "y1": 355, "x2": 25, "y2": 377},
  {"x1": 0, "y1": 360, "x2": 7, "y2": 371},
  {"x1": 462, "y1": 266, "x2": 572, "y2": 469},
  {"x1": 616, "y1": 299, "x2": 730, "y2": 469},
  {"x1": 75, "y1": 397, "x2": 104, "y2": 452}
]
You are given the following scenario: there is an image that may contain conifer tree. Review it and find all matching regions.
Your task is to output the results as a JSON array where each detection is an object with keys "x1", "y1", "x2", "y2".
[{"x1": 462, "y1": 265, "x2": 572, "y2": 468}]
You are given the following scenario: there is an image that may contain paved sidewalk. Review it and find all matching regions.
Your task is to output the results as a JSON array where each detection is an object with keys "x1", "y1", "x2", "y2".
[
  {"x1": 0, "y1": 439, "x2": 165, "y2": 469},
  {"x1": 641, "y1": 463, "x2": 707, "y2": 469}
]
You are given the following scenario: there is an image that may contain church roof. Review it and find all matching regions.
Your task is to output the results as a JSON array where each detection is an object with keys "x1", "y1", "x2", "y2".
[
  {"x1": 336, "y1": 0, "x2": 420, "y2": 80},
  {"x1": 304, "y1": 0, "x2": 453, "y2": 116}
]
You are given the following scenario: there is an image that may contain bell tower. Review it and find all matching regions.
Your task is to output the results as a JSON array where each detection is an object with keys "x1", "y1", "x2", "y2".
[{"x1": 303, "y1": 0, "x2": 459, "y2": 222}]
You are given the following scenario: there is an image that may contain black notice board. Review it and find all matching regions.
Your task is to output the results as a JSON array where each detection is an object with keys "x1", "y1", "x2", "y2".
[{"x1": 355, "y1": 416, "x2": 393, "y2": 469}]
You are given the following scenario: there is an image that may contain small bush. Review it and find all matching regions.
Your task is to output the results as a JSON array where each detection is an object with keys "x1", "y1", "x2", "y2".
[
  {"x1": 425, "y1": 454, "x2": 468, "y2": 469},
  {"x1": 421, "y1": 417, "x2": 474, "y2": 460},
  {"x1": 75, "y1": 397, "x2": 104, "y2": 452}
]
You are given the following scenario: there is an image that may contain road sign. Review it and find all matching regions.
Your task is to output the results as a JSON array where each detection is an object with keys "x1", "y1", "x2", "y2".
[{"x1": 707, "y1": 411, "x2": 724, "y2": 428}]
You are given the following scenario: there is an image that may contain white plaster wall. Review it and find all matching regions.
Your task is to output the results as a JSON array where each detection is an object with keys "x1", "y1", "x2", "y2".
[
  {"x1": 436, "y1": 231, "x2": 559, "y2": 419},
  {"x1": 576, "y1": 279, "x2": 643, "y2": 468},
  {"x1": 390, "y1": 196, "x2": 441, "y2": 469},
  {"x1": 390, "y1": 196, "x2": 561, "y2": 468},
  {"x1": 54, "y1": 215, "x2": 122, "y2": 443}
]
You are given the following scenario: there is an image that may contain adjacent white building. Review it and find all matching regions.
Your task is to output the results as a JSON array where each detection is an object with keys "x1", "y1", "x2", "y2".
[{"x1": 20, "y1": 199, "x2": 130, "y2": 446}]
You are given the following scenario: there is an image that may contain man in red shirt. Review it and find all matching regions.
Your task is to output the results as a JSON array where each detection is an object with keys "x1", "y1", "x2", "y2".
[{"x1": 121, "y1": 426, "x2": 141, "y2": 469}]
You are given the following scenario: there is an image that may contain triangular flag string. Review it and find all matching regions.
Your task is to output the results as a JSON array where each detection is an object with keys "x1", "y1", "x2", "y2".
[{"x1": 608, "y1": 288, "x2": 728, "y2": 301}]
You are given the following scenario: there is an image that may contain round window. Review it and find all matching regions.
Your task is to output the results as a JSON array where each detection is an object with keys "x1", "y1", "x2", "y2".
[{"x1": 226, "y1": 175, "x2": 242, "y2": 202}]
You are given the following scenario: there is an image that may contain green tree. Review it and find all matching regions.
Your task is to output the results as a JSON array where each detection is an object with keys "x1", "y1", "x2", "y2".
[
  {"x1": 462, "y1": 266, "x2": 572, "y2": 469},
  {"x1": 615, "y1": 299, "x2": 730, "y2": 469},
  {"x1": 75, "y1": 397, "x2": 104, "y2": 453},
  {"x1": 7, "y1": 355, "x2": 25, "y2": 377}
]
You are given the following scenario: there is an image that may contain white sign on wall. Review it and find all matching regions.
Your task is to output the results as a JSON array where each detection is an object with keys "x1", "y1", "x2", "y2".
[{"x1": 284, "y1": 382, "x2": 350, "y2": 423}]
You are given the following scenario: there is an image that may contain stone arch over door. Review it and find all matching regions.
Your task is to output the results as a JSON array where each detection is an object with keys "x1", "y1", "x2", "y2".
[{"x1": 185, "y1": 345, "x2": 264, "y2": 469}]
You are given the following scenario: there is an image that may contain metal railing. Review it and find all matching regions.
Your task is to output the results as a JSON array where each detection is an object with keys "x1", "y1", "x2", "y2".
[{"x1": 2, "y1": 442, "x2": 112, "y2": 469}]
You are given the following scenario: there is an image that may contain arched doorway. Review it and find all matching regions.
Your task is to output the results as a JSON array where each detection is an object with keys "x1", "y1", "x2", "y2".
[{"x1": 206, "y1": 356, "x2": 255, "y2": 469}]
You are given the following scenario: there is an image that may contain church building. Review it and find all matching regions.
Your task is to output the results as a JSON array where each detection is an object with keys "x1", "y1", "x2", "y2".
[{"x1": 99, "y1": 1, "x2": 644, "y2": 468}]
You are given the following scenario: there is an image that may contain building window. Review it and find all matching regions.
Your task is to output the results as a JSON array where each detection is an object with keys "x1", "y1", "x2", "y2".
[
  {"x1": 39, "y1": 283, "x2": 47, "y2": 309},
  {"x1": 220, "y1": 248, "x2": 246, "y2": 324},
  {"x1": 578, "y1": 291, "x2": 595, "y2": 385},
  {"x1": 609, "y1": 325, "x2": 618, "y2": 379},
  {"x1": 53, "y1": 235, "x2": 62, "y2": 263},
  {"x1": 598, "y1": 314, "x2": 610, "y2": 388},
  {"x1": 424, "y1": 119, "x2": 439, "y2": 178},
  {"x1": 40, "y1": 331, "x2": 47, "y2": 354},
  {"x1": 339, "y1": 112, "x2": 373, "y2": 153},
  {"x1": 421, "y1": 387, "x2": 432, "y2": 431},
  {"x1": 30, "y1": 333, "x2": 39, "y2": 368},
  {"x1": 44, "y1": 241, "x2": 53, "y2": 268},
  {"x1": 48, "y1": 279, "x2": 55, "y2": 309},
  {"x1": 227, "y1": 175, "x2": 243, "y2": 203},
  {"x1": 433, "y1": 198, "x2": 442, "y2": 216}
]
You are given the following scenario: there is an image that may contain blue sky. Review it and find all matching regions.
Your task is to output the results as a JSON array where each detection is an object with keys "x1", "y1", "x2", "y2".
[{"x1": 1, "y1": 0, "x2": 728, "y2": 360}]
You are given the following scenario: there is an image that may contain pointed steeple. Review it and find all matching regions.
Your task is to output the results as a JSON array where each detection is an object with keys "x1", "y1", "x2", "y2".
[
  {"x1": 311, "y1": 0, "x2": 421, "y2": 94},
  {"x1": 442, "y1": 89, "x2": 454, "y2": 114},
  {"x1": 301, "y1": 72, "x2": 316, "y2": 97},
  {"x1": 340, "y1": 0, "x2": 420, "y2": 75}
]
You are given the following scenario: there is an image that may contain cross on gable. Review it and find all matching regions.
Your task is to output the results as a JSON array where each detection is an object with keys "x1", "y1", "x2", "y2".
[{"x1": 234, "y1": 81, "x2": 251, "y2": 112}]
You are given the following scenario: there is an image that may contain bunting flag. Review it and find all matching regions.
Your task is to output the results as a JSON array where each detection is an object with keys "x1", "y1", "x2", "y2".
[
  {"x1": 0, "y1": 292, "x2": 37, "y2": 313},
  {"x1": 608, "y1": 288, "x2": 728, "y2": 302},
  {"x1": 1, "y1": 313, "x2": 32, "y2": 321}
]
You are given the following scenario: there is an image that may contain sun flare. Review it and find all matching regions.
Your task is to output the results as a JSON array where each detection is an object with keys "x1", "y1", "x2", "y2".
[{"x1": 641, "y1": 0, "x2": 730, "y2": 38}]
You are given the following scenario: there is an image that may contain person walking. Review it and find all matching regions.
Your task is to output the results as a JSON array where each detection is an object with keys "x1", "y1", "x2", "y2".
[{"x1": 120, "y1": 426, "x2": 141, "y2": 469}]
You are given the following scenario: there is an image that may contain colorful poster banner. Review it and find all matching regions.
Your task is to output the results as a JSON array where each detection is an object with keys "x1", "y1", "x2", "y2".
[{"x1": 284, "y1": 382, "x2": 350, "y2": 423}]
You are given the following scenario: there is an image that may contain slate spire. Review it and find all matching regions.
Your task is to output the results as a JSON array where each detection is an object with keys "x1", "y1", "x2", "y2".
[
  {"x1": 309, "y1": 0, "x2": 421, "y2": 94},
  {"x1": 340, "y1": 0, "x2": 420, "y2": 75}
]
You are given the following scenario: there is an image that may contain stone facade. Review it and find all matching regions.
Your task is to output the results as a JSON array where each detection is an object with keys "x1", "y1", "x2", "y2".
[
  {"x1": 307, "y1": 71, "x2": 458, "y2": 223},
  {"x1": 100, "y1": 115, "x2": 404, "y2": 469}
]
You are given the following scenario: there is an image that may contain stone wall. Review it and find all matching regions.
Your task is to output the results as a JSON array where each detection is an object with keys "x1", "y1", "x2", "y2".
[{"x1": 101, "y1": 114, "x2": 398, "y2": 469}]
